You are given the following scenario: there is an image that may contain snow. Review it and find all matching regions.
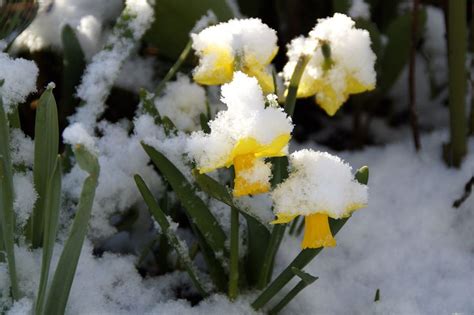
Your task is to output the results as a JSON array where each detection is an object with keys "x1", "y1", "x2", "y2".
[
  {"x1": 13, "y1": 172, "x2": 37, "y2": 229},
  {"x1": 187, "y1": 72, "x2": 293, "y2": 172},
  {"x1": 0, "y1": 52, "x2": 38, "y2": 113},
  {"x1": 9, "y1": 129, "x2": 34, "y2": 167},
  {"x1": 272, "y1": 150, "x2": 368, "y2": 219},
  {"x1": 62, "y1": 122, "x2": 97, "y2": 153},
  {"x1": 13, "y1": 0, "x2": 123, "y2": 59},
  {"x1": 154, "y1": 75, "x2": 207, "y2": 132},
  {"x1": 70, "y1": 0, "x2": 155, "y2": 129}
]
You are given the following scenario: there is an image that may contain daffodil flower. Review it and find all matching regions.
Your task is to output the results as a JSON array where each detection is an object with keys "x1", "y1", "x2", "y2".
[
  {"x1": 187, "y1": 72, "x2": 293, "y2": 196},
  {"x1": 191, "y1": 18, "x2": 278, "y2": 93},
  {"x1": 271, "y1": 149, "x2": 368, "y2": 249},
  {"x1": 283, "y1": 13, "x2": 376, "y2": 116}
]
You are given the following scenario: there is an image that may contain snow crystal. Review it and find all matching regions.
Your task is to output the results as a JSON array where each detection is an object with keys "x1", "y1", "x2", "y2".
[
  {"x1": 13, "y1": 0, "x2": 123, "y2": 58},
  {"x1": 13, "y1": 172, "x2": 37, "y2": 229},
  {"x1": 0, "y1": 52, "x2": 38, "y2": 113},
  {"x1": 6, "y1": 298, "x2": 32, "y2": 315},
  {"x1": 155, "y1": 75, "x2": 207, "y2": 132},
  {"x1": 238, "y1": 159, "x2": 272, "y2": 187},
  {"x1": 9, "y1": 129, "x2": 34, "y2": 167},
  {"x1": 272, "y1": 150, "x2": 368, "y2": 219},
  {"x1": 187, "y1": 72, "x2": 293, "y2": 171},
  {"x1": 348, "y1": 0, "x2": 371, "y2": 20},
  {"x1": 70, "y1": 0, "x2": 155, "y2": 129},
  {"x1": 62, "y1": 122, "x2": 97, "y2": 153}
]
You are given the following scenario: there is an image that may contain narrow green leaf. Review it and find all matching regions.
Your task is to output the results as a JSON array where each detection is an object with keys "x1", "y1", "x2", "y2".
[
  {"x1": 134, "y1": 174, "x2": 210, "y2": 297},
  {"x1": 200, "y1": 113, "x2": 211, "y2": 133},
  {"x1": 60, "y1": 25, "x2": 85, "y2": 122},
  {"x1": 0, "y1": 99, "x2": 20, "y2": 299},
  {"x1": 142, "y1": 143, "x2": 227, "y2": 254},
  {"x1": 43, "y1": 146, "x2": 99, "y2": 315},
  {"x1": 31, "y1": 85, "x2": 59, "y2": 248},
  {"x1": 252, "y1": 166, "x2": 370, "y2": 310},
  {"x1": 374, "y1": 288, "x2": 380, "y2": 302},
  {"x1": 268, "y1": 278, "x2": 317, "y2": 315},
  {"x1": 35, "y1": 156, "x2": 62, "y2": 314}
]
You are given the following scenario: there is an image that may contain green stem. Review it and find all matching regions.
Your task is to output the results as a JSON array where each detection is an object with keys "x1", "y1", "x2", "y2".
[
  {"x1": 7, "y1": 107, "x2": 21, "y2": 129},
  {"x1": 446, "y1": 0, "x2": 467, "y2": 167},
  {"x1": 228, "y1": 207, "x2": 239, "y2": 300},
  {"x1": 155, "y1": 39, "x2": 193, "y2": 96},
  {"x1": 284, "y1": 54, "x2": 310, "y2": 116},
  {"x1": 268, "y1": 280, "x2": 310, "y2": 315}
]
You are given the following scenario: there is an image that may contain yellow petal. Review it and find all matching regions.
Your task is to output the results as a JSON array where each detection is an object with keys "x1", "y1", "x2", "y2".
[
  {"x1": 301, "y1": 213, "x2": 336, "y2": 249},
  {"x1": 232, "y1": 154, "x2": 270, "y2": 197},
  {"x1": 242, "y1": 51, "x2": 278, "y2": 94},
  {"x1": 271, "y1": 213, "x2": 298, "y2": 224},
  {"x1": 193, "y1": 45, "x2": 234, "y2": 85}
]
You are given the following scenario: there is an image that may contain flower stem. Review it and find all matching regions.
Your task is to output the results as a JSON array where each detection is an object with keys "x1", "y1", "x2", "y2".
[
  {"x1": 155, "y1": 39, "x2": 193, "y2": 96},
  {"x1": 469, "y1": 1, "x2": 474, "y2": 134},
  {"x1": 409, "y1": 0, "x2": 421, "y2": 150},
  {"x1": 284, "y1": 54, "x2": 310, "y2": 116},
  {"x1": 445, "y1": 0, "x2": 467, "y2": 167},
  {"x1": 228, "y1": 207, "x2": 239, "y2": 300}
]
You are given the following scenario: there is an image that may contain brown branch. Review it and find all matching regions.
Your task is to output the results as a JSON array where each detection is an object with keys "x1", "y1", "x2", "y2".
[{"x1": 409, "y1": 0, "x2": 422, "y2": 151}]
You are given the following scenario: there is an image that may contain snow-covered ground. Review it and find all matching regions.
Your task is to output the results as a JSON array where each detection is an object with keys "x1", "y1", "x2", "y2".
[{"x1": 7, "y1": 130, "x2": 473, "y2": 315}]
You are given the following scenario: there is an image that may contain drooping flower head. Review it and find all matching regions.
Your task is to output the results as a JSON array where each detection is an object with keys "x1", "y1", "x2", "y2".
[
  {"x1": 272, "y1": 149, "x2": 368, "y2": 249},
  {"x1": 191, "y1": 18, "x2": 278, "y2": 93},
  {"x1": 187, "y1": 72, "x2": 293, "y2": 196},
  {"x1": 283, "y1": 13, "x2": 376, "y2": 116}
]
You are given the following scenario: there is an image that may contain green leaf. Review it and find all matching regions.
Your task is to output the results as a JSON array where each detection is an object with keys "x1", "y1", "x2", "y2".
[
  {"x1": 379, "y1": 10, "x2": 426, "y2": 93},
  {"x1": 135, "y1": 174, "x2": 210, "y2": 297},
  {"x1": 144, "y1": 0, "x2": 235, "y2": 59},
  {"x1": 291, "y1": 267, "x2": 317, "y2": 285},
  {"x1": 31, "y1": 85, "x2": 59, "y2": 248},
  {"x1": 142, "y1": 143, "x2": 227, "y2": 254},
  {"x1": 60, "y1": 24, "x2": 85, "y2": 121},
  {"x1": 252, "y1": 166, "x2": 370, "y2": 310},
  {"x1": 0, "y1": 99, "x2": 20, "y2": 299},
  {"x1": 43, "y1": 146, "x2": 99, "y2": 315},
  {"x1": 35, "y1": 156, "x2": 62, "y2": 314}
]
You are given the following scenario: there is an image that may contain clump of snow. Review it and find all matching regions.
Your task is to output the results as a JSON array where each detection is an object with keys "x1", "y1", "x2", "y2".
[
  {"x1": 9, "y1": 129, "x2": 34, "y2": 167},
  {"x1": 62, "y1": 122, "x2": 97, "y2": 153},
  {"x1": 0, "y1": 52, "x2": 38, "y2": 113},
  {"x1": 63, "y1": 119, "x2": 164, "y2": 238},
  {"x1": 234, "y1": 193, "x2": 275, "y2": 225},
  {"x1": 70, "y1": 0, "x2": 155, "y2": 129},
  {"x1": 154, "y1": 75, "x2": 207, "y2": 132},
  {"x1": 348, "y1": 0, "x2": 371, "y2": 20},
  {"x1": 191, "y1": 18, "x2": 277, "y2": 84},
  {"x1": 6, "y1": 298, "x2": 32, "y2": 315},
  {"x1": 283, "y1": 13, "x2": 376, "y2": 115},
  {"x1": 187, "y1": 72, "x2": 293, "y2": 171},
  {"x1": 13, "y1": 0, "x2": 123, "y2": 59},
  {"x1": 238, "y1": 159, "x2": 272, "y2": 188},
  {"x1": 13, "y1": 173, "x2": 37, "y2": 229},
  {"x1": 272, "y1": 149, "x2": 368, "y2": 219}
]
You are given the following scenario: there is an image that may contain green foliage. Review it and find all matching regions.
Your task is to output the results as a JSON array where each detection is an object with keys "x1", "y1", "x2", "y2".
[
  {"x1": 43, "y1": 145, "x2": 100, "y2": 315},
  {"x1": 31, "y1": 85, "x2": 59, "y2": 248}
]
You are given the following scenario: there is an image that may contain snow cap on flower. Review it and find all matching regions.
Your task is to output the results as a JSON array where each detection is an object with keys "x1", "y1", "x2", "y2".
[
  {"x1": 154, "y1": 75, "x2": 207, "y2": 132},
  {"x1": 272, "y1": 149, "x2": 368, "y2": 248},
  {"x1": 191, "y1": 18, "x2": 278, "y2": 93},
  {"x1": 283, "y1": 13, "x2": 376, "y2": 116},
  {"x1": 187, "y1": 72, "x2": 293, "y2": 196}
]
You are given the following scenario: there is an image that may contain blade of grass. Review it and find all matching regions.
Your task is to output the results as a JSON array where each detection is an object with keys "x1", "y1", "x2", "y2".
[
  {"x1": 0, "y1": 99, "x2": 20, "y2": 300},
  {"x1": 43, "y1": 145, "x2": 99, "y2": 315},
  {"x1": 252, "y1": 166, "x2": 369, "y2": 310},
  {"x1": 135, "y1": 174, "x2": 210, "y2": 297},
  {"x1": 268, "y1": 268, "x2": 318, "y2": 315},
  {"x1": 35, "y1": 156, "x2": 62, "y2": 314},
  {"x1": 31, "y1": 85, "x2": 59, "y2": 248},
  {"x1": 142, "y1": 143, "x2": 227, "y2": 254}
]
